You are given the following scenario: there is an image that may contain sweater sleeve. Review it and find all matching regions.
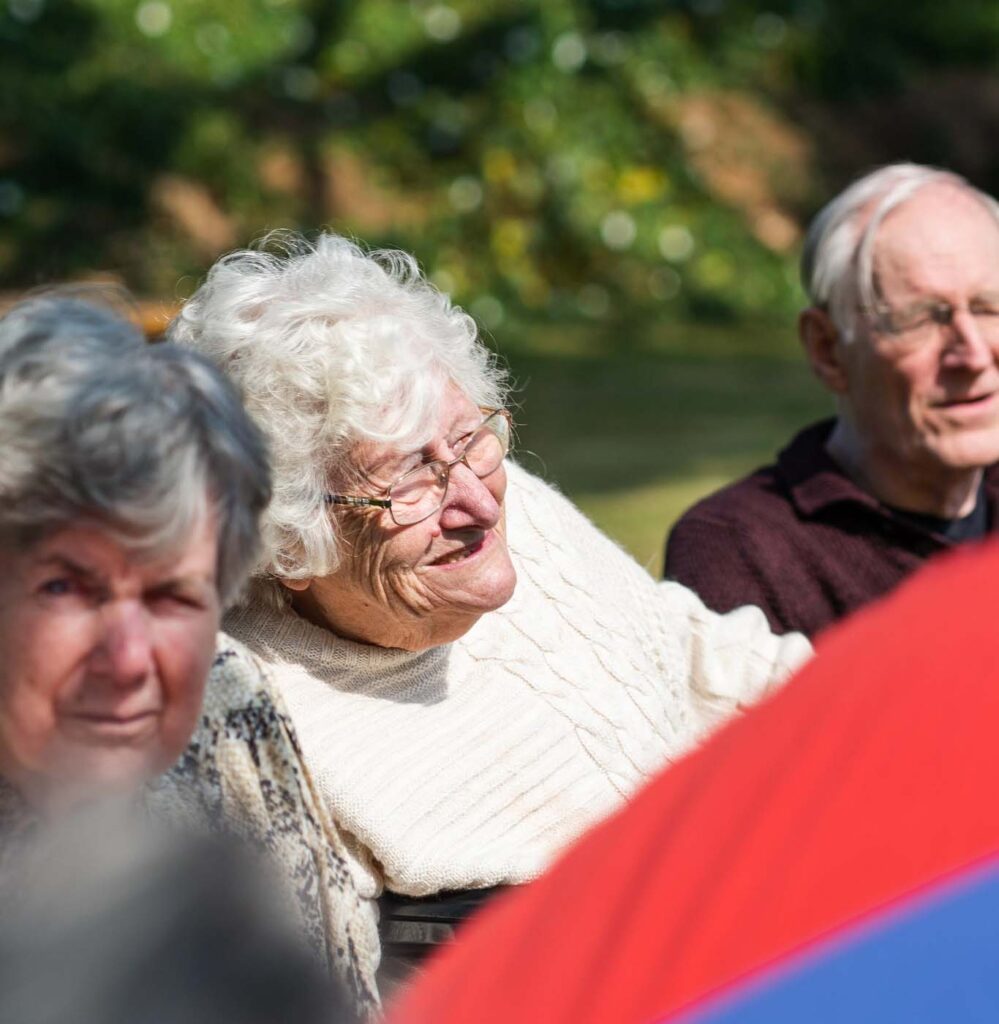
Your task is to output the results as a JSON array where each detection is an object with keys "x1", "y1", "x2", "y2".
[
  {"x1": 507, "y1": 461, "x2": 811, "y2": 749},
  {"x1": 658, "y1": 580, "x2": 813, "y2": 742}
]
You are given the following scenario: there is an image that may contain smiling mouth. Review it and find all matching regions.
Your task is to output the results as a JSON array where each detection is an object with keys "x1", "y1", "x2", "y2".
[
  {"x1": 935, "y1": 392, "x2": 996, "y2": 408},
  {"x1": 431, "y1": 536, "x2": 487, "y2": 566}
]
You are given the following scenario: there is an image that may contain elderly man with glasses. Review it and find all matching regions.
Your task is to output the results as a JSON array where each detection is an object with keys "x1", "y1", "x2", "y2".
[{"x1": 665, "y1": 162, "x2": 999, "y2": 639}]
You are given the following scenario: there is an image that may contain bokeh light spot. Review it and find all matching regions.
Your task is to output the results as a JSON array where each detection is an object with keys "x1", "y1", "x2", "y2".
[
  {"x1": 471, "y1": 295, "x2": 505, "y2": 329},
  {"x1": 8, "y1": 0, "x2": 44, "y2": 23},
  {"x1": 552, "y1": 32, "x2": 587, "y2": 73},
  {"x1": 449, "y1": 176, "x2": 484, "y2": 212},
  {"x1": 135, "y1": 1, "x2": 172, "y2": 37},
  {"x1": 601, "y1": 210, "x2": 637, "y2": 250},
  {"x1": 658, "y1": 225, "x2": 695, "y2": 262},
  {"x1": 577, "y1": 284, "x2": 610, "y2": 318},
  {"x1": 424, "y1": 5, "x2": 461, "y2": 42}
]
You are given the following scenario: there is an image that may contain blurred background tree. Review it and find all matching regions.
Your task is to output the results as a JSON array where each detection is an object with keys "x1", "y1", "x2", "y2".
[{"x1": 3, "y1": 0, "x2": 999, "y2": 567}]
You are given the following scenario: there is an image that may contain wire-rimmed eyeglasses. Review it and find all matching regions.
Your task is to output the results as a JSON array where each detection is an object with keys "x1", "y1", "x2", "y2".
[
  {"x1": 863, "y1": 293, "x2": 999, "y2": 345},
  {"x1": 325, "y1": 409, "x2": 512, "y2": 526}
]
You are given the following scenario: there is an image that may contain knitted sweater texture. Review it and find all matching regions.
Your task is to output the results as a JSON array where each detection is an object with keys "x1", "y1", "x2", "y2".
[{"x1": 224, "y1": 463, "x2": 811, "y2": 901}]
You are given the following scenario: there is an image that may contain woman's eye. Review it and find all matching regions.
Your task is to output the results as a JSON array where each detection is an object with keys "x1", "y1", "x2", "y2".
[
  {"x1": 451, "y1": 430, "x2": 476, "y2": 458},
  {"x1": 40, "y1": 578, "x2": 75, "y2": 596},
  {"x1": 148, "y1": 589, "x2": 206, "y2": 612}
]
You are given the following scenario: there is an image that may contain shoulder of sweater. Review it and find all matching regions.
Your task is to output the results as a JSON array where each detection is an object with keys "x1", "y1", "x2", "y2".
[
  {"x1": 203, "y1": 631, "x2": 293, "y2": 725},
  {"x1": 483, "y1": 465, "x2": 699, "y2": 719},
  {"x1": 505, "y1": 460, "x2": 655, "y2": 583},
  {"x1": 214, "y1": 629, "x2": 265, "y2": 670},
  {"x1": 504, "y1": 459, "x2": 576, "y2": 518}
]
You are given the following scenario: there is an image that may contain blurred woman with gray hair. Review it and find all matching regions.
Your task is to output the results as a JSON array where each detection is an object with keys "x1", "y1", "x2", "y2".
[
  {"x1": 0, "y1": 295, "x2": 378, "y2": 1014},
  {"x1": 171, "y1": 232, "x2": 811, "y2": 973}
]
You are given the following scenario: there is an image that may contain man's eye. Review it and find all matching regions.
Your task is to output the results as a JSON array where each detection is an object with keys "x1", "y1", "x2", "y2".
[
  {"x1": 900, "y1": 305, "x2": 938, "y2": 326},
  {"x1": 972, "y1": 298, "x2": 999, "y2": 316}
]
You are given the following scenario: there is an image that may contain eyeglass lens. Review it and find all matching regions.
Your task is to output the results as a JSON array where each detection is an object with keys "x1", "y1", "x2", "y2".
[
  {"x1": 878, "y1": 295, "x2": 999, "y2": 337},
  {"x1": 388, "y1": 413, "x2": 509, "y2": 525}
]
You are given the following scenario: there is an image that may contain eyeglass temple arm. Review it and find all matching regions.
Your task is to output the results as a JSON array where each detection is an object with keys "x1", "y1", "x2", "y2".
[{"x1": 325, "y1": 494, "x2": 392, "y2": 509}]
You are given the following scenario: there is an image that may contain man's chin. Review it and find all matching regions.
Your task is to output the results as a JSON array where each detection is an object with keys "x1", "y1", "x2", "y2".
[{"x1": 930, "y1": 433, "x2": 999, "y2": 472}]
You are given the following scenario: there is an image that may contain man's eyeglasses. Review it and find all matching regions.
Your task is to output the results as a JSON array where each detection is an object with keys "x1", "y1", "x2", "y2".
[
  {"x1": 326, "y1": 409, "x2": 512, "y2": 527},
  {"x1": 864, "y1": 294, "x2": 999, "y2": 344}
]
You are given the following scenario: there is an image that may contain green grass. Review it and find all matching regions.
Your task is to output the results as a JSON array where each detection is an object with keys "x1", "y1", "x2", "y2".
[{"x1": 495, "y1": 319, "x2": 832, "y2": 573}]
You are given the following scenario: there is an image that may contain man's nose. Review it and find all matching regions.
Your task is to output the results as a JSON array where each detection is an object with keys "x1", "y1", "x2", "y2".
[
  {"x1": 91, "y1": 600, "x2": 154, "y2": 687},
  {"x1": 945, "y1": 309, "x2": 996, "y2": 371},
  {"x1": 438, "y1": 459, "x2": 503, "y2": 530}
]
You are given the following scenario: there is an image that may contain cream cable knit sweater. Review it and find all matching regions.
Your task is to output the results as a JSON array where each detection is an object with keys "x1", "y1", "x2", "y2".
[{"x1": 224, "y1": 463, "x2": 811, "y2": 903}]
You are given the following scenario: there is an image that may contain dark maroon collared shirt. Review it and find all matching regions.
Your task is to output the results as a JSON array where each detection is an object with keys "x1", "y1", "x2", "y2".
[{"x1": 663, "y1": 419, "x2": 999, "y2": 638}]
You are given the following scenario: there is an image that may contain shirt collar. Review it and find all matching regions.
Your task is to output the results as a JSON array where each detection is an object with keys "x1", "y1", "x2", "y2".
[
  {"x1": 778, "y1": 419, "x2": 881, "y2": 517},
  {"x1": 780, "y1": 418, "x2": 999, "y2": 523}
]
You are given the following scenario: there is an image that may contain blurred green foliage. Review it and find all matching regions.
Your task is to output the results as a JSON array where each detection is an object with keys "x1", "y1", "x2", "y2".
[
  {"x1": 503, "y1": 319, "x2": 829, "y2": 569},
  {"x1": 5, "y1": 0, "x2": 999, "y2": 329}
]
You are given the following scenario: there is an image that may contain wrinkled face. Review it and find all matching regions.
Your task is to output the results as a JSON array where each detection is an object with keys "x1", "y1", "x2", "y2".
[
  {"x1": 290, "y1": 387, "x2": 517, "y2": 651},
  {"x1": 0, "y1": 515, "x2": 221, "y2": 810},
  {"x1": 840, "y1": 185, "x2": 999, "y2": 477}
]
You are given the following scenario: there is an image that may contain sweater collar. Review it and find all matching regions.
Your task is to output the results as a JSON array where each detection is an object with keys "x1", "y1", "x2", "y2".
[{"x1": 224, "y1": 597, "x2": 448, "y2": 678}]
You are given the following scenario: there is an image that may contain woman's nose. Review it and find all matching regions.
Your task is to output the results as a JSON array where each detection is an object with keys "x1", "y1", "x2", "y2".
[
  {"x1": 91, "y1": 601, "x2": 154, "y2": 687},
  {"x1": 437, "y1": 460, "x2": 504, "y2": 530}
]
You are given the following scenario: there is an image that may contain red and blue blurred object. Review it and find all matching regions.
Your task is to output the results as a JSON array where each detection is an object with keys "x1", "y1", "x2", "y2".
[{"x1": 390, "y1": 539, "x2": 999, "y2": 1024}]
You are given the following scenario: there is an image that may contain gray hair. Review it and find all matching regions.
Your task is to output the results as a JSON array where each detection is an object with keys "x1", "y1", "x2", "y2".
[
  {"x1": 168, "y1": 231, "x2": 508, "y2": 588},
  {"x1": 801, "y1": 162, "x2": 999, "y2": 340},
  {"x1": 0, "y1": 295, "x2": 271, "y2": 606}
]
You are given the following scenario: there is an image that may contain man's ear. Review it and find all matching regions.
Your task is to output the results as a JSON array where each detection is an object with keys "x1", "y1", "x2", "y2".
[
  {"x1": 280, "y1": 577, "x2": 312, "y2": 593},
  {"x1": 799, "y1": 307, "x2": 850, "y2": 395}
]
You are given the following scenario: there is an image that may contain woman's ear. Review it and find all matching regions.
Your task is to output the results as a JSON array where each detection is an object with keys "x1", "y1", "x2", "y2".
[
  {"x1": 799, "y1": 307, "x2": 850, "y2": 395},
  {"x1": 280, "y1": 577, "x2": 312, "y2": 593}
]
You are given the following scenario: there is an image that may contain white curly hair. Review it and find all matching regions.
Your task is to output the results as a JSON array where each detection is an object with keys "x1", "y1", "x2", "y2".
[{"x1": 169, "y1": 231, "x2": 508, "y2": 591}]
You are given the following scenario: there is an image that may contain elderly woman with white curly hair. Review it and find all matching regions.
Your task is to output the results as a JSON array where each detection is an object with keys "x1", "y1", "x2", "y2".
[
  {"x1": 170, "y1": 233, "x2": 811, "y2": 975},
  {"x1": 0, "y1": 294, "x2": 378, "y2": 1015}
]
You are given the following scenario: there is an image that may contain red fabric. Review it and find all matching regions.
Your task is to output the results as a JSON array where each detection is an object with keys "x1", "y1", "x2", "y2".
[{"x1": 389, "y1": 539, "x2": 999, "y2": 1024}]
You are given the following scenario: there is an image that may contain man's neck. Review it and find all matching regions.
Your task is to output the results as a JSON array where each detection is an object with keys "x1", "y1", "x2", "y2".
[{"x1": 826, "y1": 419, "x2": 984, "y2": 520}]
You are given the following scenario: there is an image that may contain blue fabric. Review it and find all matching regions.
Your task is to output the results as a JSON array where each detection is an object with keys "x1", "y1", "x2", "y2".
[{"x1": 669, "y1": 859, "x2": 999, "y2": 1024}]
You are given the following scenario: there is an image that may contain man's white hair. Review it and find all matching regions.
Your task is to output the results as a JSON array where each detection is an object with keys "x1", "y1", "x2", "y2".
[
  {"x1": 169, "y1": 231, "x2": 508, "y2": 589},
  {"x1": 800, "y1": 162, "x2": 999, "y2": 340}
]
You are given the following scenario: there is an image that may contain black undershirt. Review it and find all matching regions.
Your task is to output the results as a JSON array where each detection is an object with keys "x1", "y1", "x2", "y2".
[{"x1": 889, "y1": 482, "x2": 989, "y2": 543}]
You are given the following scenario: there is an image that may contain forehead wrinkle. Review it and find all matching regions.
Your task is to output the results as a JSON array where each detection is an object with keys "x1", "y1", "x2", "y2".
[
  {"x1": 351, "y1": 443, "x2": 419, "y2": 491},
  {"x1": 873, "y1": 191, "x2": 999, "y2": 300},
  {"x1": 29, "y1": 528, "x2": 217, "y2": 589},
  {"x1": 351, "y1": 400, "x2": 483, "y2": 486},
  {"x1": 30, "y1": 552, "x2": 102, "y2": 582}
]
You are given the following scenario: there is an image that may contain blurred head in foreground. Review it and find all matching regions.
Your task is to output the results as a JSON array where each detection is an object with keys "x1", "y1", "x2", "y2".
[
  {"x1": 0, "y1": 807, "x2": 348, "y2": 1024},
  {"x1": 0, "y1": 295, "x2": 270, "y2": 810}
]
